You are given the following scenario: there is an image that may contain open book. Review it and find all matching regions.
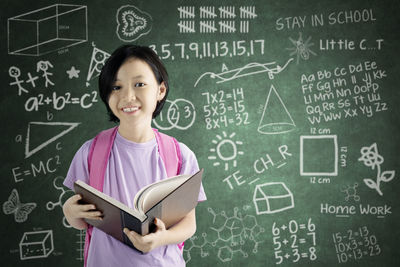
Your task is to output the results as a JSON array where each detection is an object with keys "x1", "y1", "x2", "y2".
[{"x1": 73, "y1": 169, "x2": 203, "y2": 252}]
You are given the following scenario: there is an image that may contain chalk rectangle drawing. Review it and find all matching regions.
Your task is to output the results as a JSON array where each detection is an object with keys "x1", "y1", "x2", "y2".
[
  {"x1": 8, "y1": 4, "x2": 87, "y2": 56},
  {"x1": 300, "y1": 135, "x2": 338, "y2": 176},
  {"x1": 19, "y1": 230, "x2": 54, "y2": 260}
]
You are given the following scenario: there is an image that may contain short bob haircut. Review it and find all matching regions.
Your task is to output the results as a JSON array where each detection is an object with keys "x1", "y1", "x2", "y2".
[{"x1": 98, "y1": 45, "x2": 169, "y2": 122}]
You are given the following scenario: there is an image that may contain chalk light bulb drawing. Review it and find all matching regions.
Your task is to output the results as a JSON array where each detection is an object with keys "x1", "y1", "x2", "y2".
[{"x1": 208, "y1": 131, "x2": 244, "y2": 171}]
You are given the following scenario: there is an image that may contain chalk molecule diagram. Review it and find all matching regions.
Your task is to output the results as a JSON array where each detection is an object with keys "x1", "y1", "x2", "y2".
[
  {"x1": 46, "y1": 176, "x2": 75, "y2": 228},
  {"x1": 184, "y1": 206, "x2": 264, "y2": 263}
]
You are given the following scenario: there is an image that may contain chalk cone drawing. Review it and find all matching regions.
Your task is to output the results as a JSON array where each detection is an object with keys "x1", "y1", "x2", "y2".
[
  {"x1": 253, "y1": 182, "x2": 294, "y2": 214},
  {"x1": 8, "y1": 4, "x2": 87, "y2": 56},
  {"x1": 86, "y1": 43, "x2": 110, "y2": 86},
  {"x1": 358, "y1": 143, "x2": 395, "y2": 196},
  {"x1": 3, "y1": 189, "x2": 36, "y2": 223},
  {"x1": 20, "y1": 230, "x2": 54, "y2": 260},
  {"x1": 25, "y1": 121, "x2": 80, "y2": 158},
  {"x1": 258, "y1": 85, "x2": 296, "y2": 134},
  {"x1": 208, "y1": 131, "x2": 244, "y2": 171},
  {"x1": 152, "y1": 99, "x2": 196, "y2": 130},
  {"x1": 300, "y1": 135, "x2": 338, "y2": 176},
  {"x1": 116, "y1": 5, "x2": 152, "y2": 42},
  {"x1": 286, "y1": 32, "x2": 316, "y2": 64},
  {"x1": 194, "y1": 59, "x2": 293, "y2": 87}
]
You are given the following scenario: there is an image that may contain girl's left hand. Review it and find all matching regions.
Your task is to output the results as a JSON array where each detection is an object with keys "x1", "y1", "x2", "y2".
[{"x1": 123, "y1": 218, "x2": 168, "y2": 253}]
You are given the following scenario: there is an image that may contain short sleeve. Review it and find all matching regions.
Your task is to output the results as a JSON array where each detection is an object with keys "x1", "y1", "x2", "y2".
[
  {"x1": 63, "y1": 140, "x2": 93, "y2": 190},
  {"x1": 178, "y1": 142, "x2": 207, "y2": 202}
]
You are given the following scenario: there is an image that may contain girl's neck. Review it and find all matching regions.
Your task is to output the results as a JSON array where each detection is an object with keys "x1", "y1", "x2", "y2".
[{"x1": 117, "y1": 122, "x2": 154, "y2": 143}]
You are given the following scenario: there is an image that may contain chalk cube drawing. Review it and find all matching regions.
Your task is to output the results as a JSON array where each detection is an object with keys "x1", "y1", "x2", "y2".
[
  {"x1": 300, "y1": 135, "x2": 338, "y2": 176},
  {"x1": 8, "y1": 4, "x2": 87, "y2": 56},
  {"x1": 19, "y1": 230, "x2": 54, "y2": 260},
  {"x1": 253, "y1": 182, "x2": 294, "y2": 214}
]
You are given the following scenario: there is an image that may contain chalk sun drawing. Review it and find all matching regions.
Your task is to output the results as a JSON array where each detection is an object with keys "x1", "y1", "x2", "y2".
[{"x1": 208, "y1": 131, "x2": 244, "y2": 171}]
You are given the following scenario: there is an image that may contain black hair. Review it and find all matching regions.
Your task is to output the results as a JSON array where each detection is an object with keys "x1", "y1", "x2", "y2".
[{"x1": 98, "y1": 45, "x2": 169, "y2": 122}]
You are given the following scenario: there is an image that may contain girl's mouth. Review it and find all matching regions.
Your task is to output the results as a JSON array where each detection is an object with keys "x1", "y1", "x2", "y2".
[{"x1": 122, "y1": 106, "x2": 140, "y2": 113}]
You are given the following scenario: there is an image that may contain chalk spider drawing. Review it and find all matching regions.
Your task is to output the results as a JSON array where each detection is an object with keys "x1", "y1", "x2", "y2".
[
  {"x1": 286, "y1": 32, "x2": 316, "y2": 64},
  {"x1": 358, "y1": 143, "x2": 395, "y2": 196}
]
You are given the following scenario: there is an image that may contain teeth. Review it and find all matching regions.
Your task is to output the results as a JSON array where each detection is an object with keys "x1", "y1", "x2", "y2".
[{"x1": 123, "y1": 107, "x2": 139, "y2": 112}]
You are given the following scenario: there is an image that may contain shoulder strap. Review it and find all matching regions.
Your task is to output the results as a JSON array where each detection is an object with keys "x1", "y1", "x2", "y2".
[
  {"x1": 153, "y1": 128, "x2": 182, "y2": 176},
  {"x1": 88, "y1": 126, "x2": 119, "y2": 191}
]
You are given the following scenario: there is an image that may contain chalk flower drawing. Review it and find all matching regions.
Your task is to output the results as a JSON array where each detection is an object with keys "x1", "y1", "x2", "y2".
[{"x1": 358, "y1": 143, "x2": 395, "y2": 196}]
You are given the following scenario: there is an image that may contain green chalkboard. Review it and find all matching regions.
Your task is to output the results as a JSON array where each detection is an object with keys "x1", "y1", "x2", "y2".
[{"x1": 1, "y1": 0, "x2": 399, "y2": 266}]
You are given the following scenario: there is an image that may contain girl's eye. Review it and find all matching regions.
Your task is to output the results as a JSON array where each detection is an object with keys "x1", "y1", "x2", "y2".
[
  {"x1": 112, "y1": 86, "x2": 121, "y2": 91},
  {"x1": 135, "y1": 82, "x2": 145, "y2": 87}
]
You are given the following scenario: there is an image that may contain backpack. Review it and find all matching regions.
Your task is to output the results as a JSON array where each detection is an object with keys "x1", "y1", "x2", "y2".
[{"x1": 83, "y1": 126, "x2": 183, "y2": 266}]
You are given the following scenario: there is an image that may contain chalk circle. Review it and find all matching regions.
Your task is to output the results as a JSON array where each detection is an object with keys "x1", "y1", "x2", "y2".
[{"x1": 152, "y1": 99, "x2": 195, "y2": 130}]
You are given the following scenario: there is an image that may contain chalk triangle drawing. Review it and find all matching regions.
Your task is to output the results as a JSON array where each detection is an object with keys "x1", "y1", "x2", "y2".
[
  {"x1": 25, "y1": 122, "x2": 80, "y2": 158},
  {"x1": 258, "y1": 85, "x2": 296, "y2": 134}
]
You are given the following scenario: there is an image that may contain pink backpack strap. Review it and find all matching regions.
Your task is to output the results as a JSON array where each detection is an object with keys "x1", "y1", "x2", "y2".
[
  {"x1": 153, "y1": 128, "x2": 182, "y2": 176},
  {"x1": 153, "y1": 128, "x2": 184, "y2": 250},
  {"x1": 84, "y1": 126, "x2": 118, "y2": 266}
]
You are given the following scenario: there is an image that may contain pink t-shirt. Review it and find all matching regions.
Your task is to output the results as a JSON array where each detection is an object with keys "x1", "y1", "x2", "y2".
[{"x1": 64, "y1": 131, "x2": 206, "y2": 267}]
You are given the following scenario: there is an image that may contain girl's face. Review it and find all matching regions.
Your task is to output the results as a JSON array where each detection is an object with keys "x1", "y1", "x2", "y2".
[{"x1": 108, "y1": 58, "x2": 166, "y2": 128}]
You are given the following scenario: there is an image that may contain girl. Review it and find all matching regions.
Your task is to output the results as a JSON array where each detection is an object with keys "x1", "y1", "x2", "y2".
[{"x1": 63, "y1": 45, "x2": 206, "y2": 266}]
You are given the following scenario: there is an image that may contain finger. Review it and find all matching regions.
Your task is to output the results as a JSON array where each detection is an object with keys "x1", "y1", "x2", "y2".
[
  {"x1": 154, "y1": 218, "x2": 166, "y2": 231},
  {"x1": 71, "y1": 194, "x2": 82, "y2": 202},
  {"x1": 123, "y1": 228, "x2": 140, "y2": 242},
  {"x1": 80, "y1": 204, "x2": 97, "y2": 211},
  {"x1": 81, "y1": 210, "x2": 103, "y2": 220}
]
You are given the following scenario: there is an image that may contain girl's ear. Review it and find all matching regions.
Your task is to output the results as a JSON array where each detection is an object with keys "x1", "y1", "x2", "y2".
[{"x1": 157, "y1": 81, "x2": 167, "y2": 101}]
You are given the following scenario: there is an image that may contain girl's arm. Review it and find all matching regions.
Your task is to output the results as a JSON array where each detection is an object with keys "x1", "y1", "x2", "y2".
[{"x1": 123, "y1": 208, "x2": 197, "y2": 253}]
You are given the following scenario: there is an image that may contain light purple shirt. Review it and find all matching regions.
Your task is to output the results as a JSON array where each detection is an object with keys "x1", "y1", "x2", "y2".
[{"x1": 64, "y1": 131, "x2": 206, "y2": 267}]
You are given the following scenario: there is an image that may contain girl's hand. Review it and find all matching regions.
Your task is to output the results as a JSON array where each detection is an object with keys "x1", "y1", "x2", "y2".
[
  {"x1": 62, "y1": 194, "x2": 103, "y2": 230},
  {"x1": 123, "y1": 218, "x2": 168, "y2": 253}
]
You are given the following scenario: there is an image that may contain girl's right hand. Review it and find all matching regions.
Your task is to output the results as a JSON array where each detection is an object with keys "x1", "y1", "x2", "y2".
[{"x1": 63, "y1": 194, "x2": 103, "y2": 230}]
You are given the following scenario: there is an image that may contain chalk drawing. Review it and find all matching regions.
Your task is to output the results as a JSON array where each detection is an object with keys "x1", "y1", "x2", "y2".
[
  {"x1": 86, "y1": 43, "x2": 110, "y2": 87},
  {"x1": 9, "y1": 66, "x2": 28, "y2": 95},
  {"x1": 8, "y1": 4, "x2": 87, "y2": 56},
  {"x1": 253, "y1": 182, "x2": 294, "y2": 214},
  {"x1": 194, "y1": 59, "x2": 293, "y2": 87},
  {"x1": 46, "y1": 176, "x2": 75, "y2": 228},
  {"x1": 258, "y1": 85, "x2": 296, "y2": 134},
  {"x1": 66, "y1": 66, "x2": 80, "y2": 79},
  {"x1": 116, "y1": 5, "x2": 152, "y2": 42},
  {"x1": 3, "y1": 189, "x2": 36, "y2": 223},
  {"x1": 19, "y1": 230, "x2": 54, "y2": 260},
  {"x1": 208, "y1": 131, "x2": 244, "y2": 171},
  {"x1": 300, "y1": 135, "x2": 338, "y2": 176},
  {"x1": 36, "y1": 60, "x2": 54, "y2": 87},
  {"x1": 341, "y1": 183, "x2": 360, "y2": 201},
  {"x1": 359, "y1": 143, "x2": 395, "y2": 196},
  {"x1": 25, "y1": 121, "x2": 80, "y2": 158},
  {"x1": 152, "y1": 98, "x2": 196, "y2": 130},
  {"x1": 286, "y1": 32, "x2": 317, "y2": 64}
]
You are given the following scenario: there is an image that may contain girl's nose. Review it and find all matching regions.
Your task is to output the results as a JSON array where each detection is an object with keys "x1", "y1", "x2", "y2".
[{"x1": 123, "y1": 87, "x2": 136, "y2": 101}]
